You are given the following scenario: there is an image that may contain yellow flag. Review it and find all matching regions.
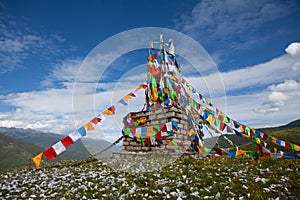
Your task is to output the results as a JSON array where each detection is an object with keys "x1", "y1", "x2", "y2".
[
  {"x1": 84, "y1": 122, "x2": 95, "y2": 131},
  {"x1": 255, "y1": 137, "x2": 261, "y2": 144},
  {"x1": 236, "y1": 150, "x2": 247, "y2": 156},
  {"x1": 102, "y1": 109, "x2": 113, "y2": 115},
  {"x1": 147, "y1": 126, "x2": 154, "y2": 134},
  {"x1": 123, "y1": 95, "x2": 131, "y2": 101},
  {"x1": 189, "y1": 129, "x2": 195, "y2": 136},
  {"x1": 32, "y1": 152, "x2": 43, "y2": 169},
  {"x1": 207, "y1": 114, "x2": 214, "y2": 124}
]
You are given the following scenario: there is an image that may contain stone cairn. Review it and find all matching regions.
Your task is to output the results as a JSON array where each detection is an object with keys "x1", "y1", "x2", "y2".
[
  {"x1": 113, "y1": 35, "x2": 197, "y2": 158},
  {"x1": 114, "y1": 106, "x2": 195, "y2": 157}
]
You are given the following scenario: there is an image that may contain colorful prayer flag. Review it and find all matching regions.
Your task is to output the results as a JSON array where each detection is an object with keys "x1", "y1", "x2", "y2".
[
  {"x1": 84, "y1": 122, "x2": 95, "y2": 131},
  {"x1": 69, "y1": 131, "x2": 82, "y2": 142},
  {"x1": 52, "y1": 141, "x2": 66, "y2": 155},
  {"x1": 32, "y1": 152, "x2": 43, "y2": 169},
  {"x1": 43, "y1": 147, "x2": 56, "y2": 160},
  {"x1": 61, "y1": 136, "x2": 73, "y2": 147}
]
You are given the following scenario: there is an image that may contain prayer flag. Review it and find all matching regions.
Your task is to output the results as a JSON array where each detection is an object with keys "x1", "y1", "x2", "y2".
[
  {"x1": 91, "y1": 117, "x2": 102, "y2": 124},
  {"x1": 32, "y1": 152, "x2": 43, "y2": 169},
  {"x1": 77, "y1": 127, "x2": 86, "y2": 136},
  {"x1": 220, "y1": 122, "x2": 226, "y2": 131},
  {"x1": 118, "y1": 99, "x2": 128, "y2": 105},
  {"x1": 189, "y1": 128, "x2": 195, "y2": 136},
  {"x1": 52, "y1": 141, "x2": 66, "y2": 155},
  {"x1": 236, "y1": 149, "x2": 247, "y2": 156},
  {"x1": 43, "y1": 147, "x2": 56, "y2": 160},
  {"x1": 213, "y1": 147, "x2": 223, "y2": 156},
  {"x1": 61, "y1": 136, "x2": 73, "y2": 147},
  {"x1": 172, "y1": 121, "x2": 178, "y2": 131},
  {"x1": 166, "y1": 122, "x2": 172, "y2": 132},
  {"x1": 207, "y1": 114, "x2": 214, "y2": 124},
  {"x1": 229, "y1": 150, "x2": 236, "y2": 158},
  {"x1": 226, "y1": 125, "x2": 233, "y2": 133},
  {"x1": 84, "y1": 122, "x2": 95, "y2": 131},
  {"x1": 128, "y1": 92, "x2": 136, "y2": 97},
  {"x1": 172, "y1": 141, "x2": 179, "y2": 148},
  {"x1": 69, "y1": 131, "x2": 82, "y2": 142},
  {"x1": 234, "y1": 129, "x2": 242, "y2": 137}
]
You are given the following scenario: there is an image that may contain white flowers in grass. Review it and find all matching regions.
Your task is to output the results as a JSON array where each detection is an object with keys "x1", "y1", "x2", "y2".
[{"x1": 0, "y1": 158, "x2": 299, "y2": 199}]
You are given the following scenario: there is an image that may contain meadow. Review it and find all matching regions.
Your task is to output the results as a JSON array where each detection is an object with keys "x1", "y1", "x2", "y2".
[{"x1": 1, "y1": 156, "x2": 299, "y2": 199}]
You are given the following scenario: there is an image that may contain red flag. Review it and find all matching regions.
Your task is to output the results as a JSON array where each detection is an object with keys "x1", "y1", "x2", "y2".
[
  {"x1": 285, "y1": 142, "x2": 291, "y2": 149},
  {"x1": 91, "y1": 117, "x2": 102, "y2": 124},
  {"x1": 108, "y1": 106, "x2": 115, "y2": 114},
  {"x1": 160, "y1": 124, "x2": 167, "y2": 132},
  {"x1": 181, "y1": 78, "x2": 186, "y2": 84},
  {"x1": 199, "y1": 93, "x2": 203, "y2": 100},
  {"x1": 213, "y1": 147, "x2": 223, "y2": 156},
  {"x1": 102, "y1": 106, "x2": 116, "y2": 115},
  {"x1": 220, "y1": 122, "x2": 226, "y2": 131},
  {"x1": 155, "y1": 131, "x2": 163, "y2": 140},
  {"x1": 43, "y1": 147, "x2": 56, "y2": 160},
  {"x1": 196, "y1": 103, "x2": 201, "y2": 110},
  {"x1": 61, "y1": 136, "x2": 73, "y2": 147},
  {"x1": 136, "y1": 84, "x2": 147, "y2": 90},
  {"x1": 128, "y1": 92, "x2": 136, "y2": 97},
  {"x1": 262, "y1": 133, "x2": 268, "y2": 140}
]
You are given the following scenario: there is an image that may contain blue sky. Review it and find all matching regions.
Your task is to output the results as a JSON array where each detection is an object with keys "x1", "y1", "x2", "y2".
[{"x1": 0, "y1": 0, "x2": 300, "y2": 139}]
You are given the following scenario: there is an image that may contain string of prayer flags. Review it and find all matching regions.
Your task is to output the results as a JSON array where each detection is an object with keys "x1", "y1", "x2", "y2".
[
  {"x1": 123, "y1": 120, "x2": 179, "y2": 144},
  {"x1": 32, "y1": 82, "x2": 148, "y2": 168}
]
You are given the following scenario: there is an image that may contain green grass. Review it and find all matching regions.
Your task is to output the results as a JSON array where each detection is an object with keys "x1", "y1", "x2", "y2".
[
  {"x1": 1, "y1": 156, "x2": 299, "y2": 199},
  {"x1": 0, "y1": 134, "x2": 43, "y2": 169}
]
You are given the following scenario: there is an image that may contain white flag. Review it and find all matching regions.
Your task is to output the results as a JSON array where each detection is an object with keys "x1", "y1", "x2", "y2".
[
  {"x1": 69, "y1": 131, "x2": 82, "y2": 142},
  {"x1": 52, "y1": 141, "x2": 66, "y2": 155}
]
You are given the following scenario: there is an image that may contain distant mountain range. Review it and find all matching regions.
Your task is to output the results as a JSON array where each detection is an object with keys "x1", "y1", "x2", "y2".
[{"x1": 0, "y1": 127, "x2": 121, "y2": 169}]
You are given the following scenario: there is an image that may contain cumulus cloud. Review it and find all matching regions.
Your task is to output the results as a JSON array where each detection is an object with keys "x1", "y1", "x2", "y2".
[
  {"x1": 253, "y1": 79, "x2": 300, "y2": 115},
  {"x1": 186, "y1": 52, "x2": 300, "y2": 97},
  {"x1": 269, "y1": 80, "x2": 300, "y2": 91},
  {"x1": 285, "y1": 42, "x2": 300, "y2": 56}
]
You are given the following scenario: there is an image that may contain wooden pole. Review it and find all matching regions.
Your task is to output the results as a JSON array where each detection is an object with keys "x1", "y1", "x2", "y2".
[{"x1": 28, "y1": 158, "x2": 31, "y2": 170}]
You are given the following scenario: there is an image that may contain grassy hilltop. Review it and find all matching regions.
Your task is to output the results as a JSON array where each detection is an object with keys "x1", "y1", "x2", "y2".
[{"x1": 0, "y1": 157, "x2": 299, "y2": 199}]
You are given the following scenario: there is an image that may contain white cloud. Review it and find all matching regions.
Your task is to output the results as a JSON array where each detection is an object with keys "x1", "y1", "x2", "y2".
[
  {"x1": 186, "y1": 52, "x2": 300, "y2": 97},
  {"x1": 214, "y1": 87, "x2": 300, "y2": 128},
  {"x1": 293, "y1": 62, "x2": 300, "y2": 71},
  {"x1": 41, "y1": 58, "x2": 83, "y2": 87},
  {"x1": 269, "y1": 80, "x2": 300, "y2": 91},
  {"x1": 267, "y1": 91, "x2": 289, "y2": 102},
  {"x1": 285, "y1": 42, "x2": 300, "y2": 56},
  {"x1": 0, "y1": 11, "x2": 69, "y2": 74}
]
